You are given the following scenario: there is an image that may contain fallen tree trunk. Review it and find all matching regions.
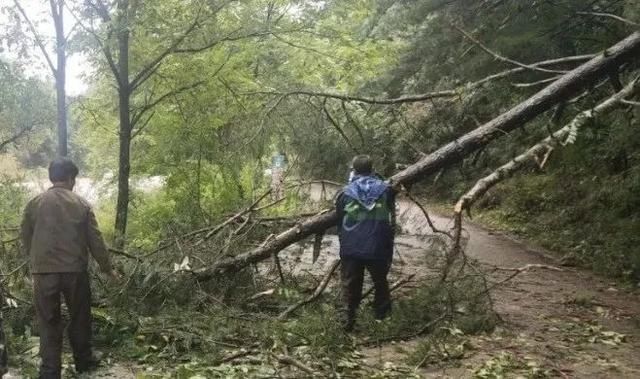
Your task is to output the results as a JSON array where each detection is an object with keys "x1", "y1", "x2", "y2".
[
  {"x1": 194, "y1": 210, "x2": 338, "y2": 279},
  {"x1": 194, "y1": 31, "x2": 640, "y2": 280},
  {"x1": 390, "y1": 31, "x2": 640, "y2": 186},
  {"x1": 441, "y1": 76, "x2": 639, "y2": 281},
  {"x1": 454, "y1": 77, "x2": 640, "y2": 215}
]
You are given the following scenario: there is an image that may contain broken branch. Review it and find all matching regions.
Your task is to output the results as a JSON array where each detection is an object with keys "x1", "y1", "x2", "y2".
[
  {"x1": 277, "y1": 259, "x2": 340, "y2": 320},
  {"x1": 577, "y1": 11, "x2": 639, "y2": 27}
]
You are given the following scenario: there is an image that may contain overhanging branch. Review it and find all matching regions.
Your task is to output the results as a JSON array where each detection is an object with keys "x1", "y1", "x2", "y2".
[
  {"x1": 246, "y1": 54, "x2": 596, "y2": 106},
  {"x1": 577, "y1": 11, "x2": 639, "y2": 27},
  {"x1": 453, "y1": 24, "x2": 568, "y2": 75}
]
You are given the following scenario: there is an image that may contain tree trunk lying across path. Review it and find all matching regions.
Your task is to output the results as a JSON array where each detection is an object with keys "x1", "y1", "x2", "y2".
[
  {"x1": 454, "y1": 77, "x2": 640, "y2": 215},
  {"x1": 193, "y1": 31, "x2": 640, "y2": 280}
]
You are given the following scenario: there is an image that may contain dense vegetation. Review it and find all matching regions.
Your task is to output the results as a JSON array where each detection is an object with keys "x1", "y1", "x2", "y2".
[{"x1": 0, "y1": 0, "x2": 639, "y2": 376}]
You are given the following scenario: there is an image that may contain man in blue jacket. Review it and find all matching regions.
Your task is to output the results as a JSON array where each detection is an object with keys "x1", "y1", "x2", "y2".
[{"x1": 336, "y1": 155, "x2": 396, "y2": 332}]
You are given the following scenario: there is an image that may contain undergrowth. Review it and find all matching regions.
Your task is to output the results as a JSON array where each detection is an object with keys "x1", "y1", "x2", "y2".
[
  {"x1": 0, "y1": 185, "x2": 499, "y2": 377},
  {"x1": 468, "y1": 172, "x2": 640, "y2": 283}
]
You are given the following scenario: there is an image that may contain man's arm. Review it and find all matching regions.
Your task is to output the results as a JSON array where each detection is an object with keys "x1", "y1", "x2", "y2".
[
  {"x1": 86, "y1": 208, "x2": 113, "y2": 273},
  {"x1": 20, "y1": 201, "x2": 34, "y2": 257},
  {"x1": 335, "y1": 191, "x2": 345, "y2": 229}
]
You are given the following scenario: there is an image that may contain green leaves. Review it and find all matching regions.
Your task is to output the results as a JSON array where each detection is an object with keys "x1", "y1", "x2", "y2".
[{"x1": 474, "y1": 352, "x2": 550, "y2": 379}]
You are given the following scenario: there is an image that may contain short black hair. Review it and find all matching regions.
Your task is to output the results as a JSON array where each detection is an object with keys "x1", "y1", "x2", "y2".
[
  {"x1": 49, "y1": 158, "x2": 79, "y2": 182},
  {"x1": 351, "y1": 155, "x2": 373, "y2": 175}
]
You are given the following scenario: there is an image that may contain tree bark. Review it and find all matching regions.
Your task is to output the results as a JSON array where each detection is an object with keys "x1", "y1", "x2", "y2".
[
  {"x1": 115, "y1": 92, "x2": 131, "y2": 248},
  {"x1": 193, "y1": 31, "x2": 640, "y2": 280},
  {"x1": 114, "y1": 3, "x2": 131, "y2": 248},
  {"x1": 454, "y1": 77, "x2": 640, "y2": 215},
  {"x1": 51, "y1": 0, "x2": 67, "y2": 156}
]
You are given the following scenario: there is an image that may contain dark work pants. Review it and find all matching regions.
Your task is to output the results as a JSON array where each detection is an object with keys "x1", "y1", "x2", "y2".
[
  {"x1": 33, "y1": 272, "x2": 93, "y2": 379},
  {"x1": 340, "y1": 257, "x2": 391, "y2": 329}
]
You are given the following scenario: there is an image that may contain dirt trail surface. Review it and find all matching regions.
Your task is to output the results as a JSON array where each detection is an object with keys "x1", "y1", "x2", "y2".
[{"x1": 363, "y1": 197, "x2": 640, "y2": 378}]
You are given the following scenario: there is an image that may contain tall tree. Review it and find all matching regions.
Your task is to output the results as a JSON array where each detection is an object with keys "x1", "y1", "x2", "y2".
[
  {"x1": 11, "y1": 0, "x2": 72, "y2": 157},
  {"x1": 77, "y1": 0, "x2": 286, "y2": 246}
]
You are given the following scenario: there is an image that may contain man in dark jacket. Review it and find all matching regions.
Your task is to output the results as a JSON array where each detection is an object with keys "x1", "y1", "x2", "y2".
[
  {"x1": 336, "y1": 155, "x2": 396, "y2": 332},
  {"x1": 21, "y1": 158, "x2": 118, "y2": 379}
]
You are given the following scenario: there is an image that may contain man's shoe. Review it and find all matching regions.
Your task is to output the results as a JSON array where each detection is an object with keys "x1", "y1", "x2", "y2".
[
  {"x1": 342, "y1": 318, "x2": 356, "y2": 333},
  {"x1": 374, "y1": 303, "x2": 392, "y2": 321},
  {"x1": 75, "y1": 351, "x2": 102, "y2": 374}
]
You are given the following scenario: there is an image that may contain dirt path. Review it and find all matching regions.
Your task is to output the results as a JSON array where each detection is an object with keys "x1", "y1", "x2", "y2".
[{"x1": 361, "y1": 198, "x2": 640, "y2": 378}]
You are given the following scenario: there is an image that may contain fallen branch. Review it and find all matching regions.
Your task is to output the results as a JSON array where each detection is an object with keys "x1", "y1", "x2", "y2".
[
  {"x1": 108, "y1": 247, "x2": 140, "y2": 260},
  {"x1": 0, "y1": 261, "x2": 27, "y2": 284},
  {"x1": 512, "y1": 76, "x2": 561, "y2": 88},
  {"x1": 220, "y1": 349, "x2": 259, "y2": 363},
  {"x1": 493, "y1": 263, "x2": 564, "y2": 273},
  {"x1": 414, "y1": 313, "x2": 449, "y2": 338},
  {"x1": 362, "y1": 273, "x2": 416, "y2": 299},
  {"x1": 454, "y1": 24, "x2": 567, "y2": 74},
  {"x1": 285, "y1": 179, "x2": 343, "y2": 190},
  {"x1": 312, "y1": 232, "x2": 324, "y2": 264},
  {"x1": 274, "y1": 354, "x2": 317, "y2": 376},
  {"x1": 195, "y1": 190, "x2": 273, "y2": 246},
  {"x1": 390, "y1": 32, "x2": 640, "y2": 188},
  {"x1": 273, "y1": 253, "x2": 286, "y2": 285},
  {"x1": 195, "y1": 210, "x2": 338, "y2": 279},
  {"x1": 470, "y1": 54, "x2": 595, "y2": 88},
  {"x1": 577, "y1": 11, "x2": 639, "y2": 27},
  {"x1": 490, "y1": 264, "x2": 564, "y2": 288},
  {"x1": 621, "y1": 99, "x2": 640, "y2": 106},
  {"x1": 402, "y1": 190, "x2": 453, "y2": 238},
  {"x1": 445, "y1": 77, "x2": 639, "y2": 282},
  {"x1": 361, "y1": 313, "x2": 448, "y2": 346},
  {"x1": 277, "y1": 259, "x2": 340, "y2": 320}
]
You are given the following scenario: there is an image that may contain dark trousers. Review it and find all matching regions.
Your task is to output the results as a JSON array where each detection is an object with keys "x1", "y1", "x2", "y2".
[
  {"x1": 340, "y1": 257, "x2": 391, "y2": 329},
  {"x1": 33, "y1": 272, "x2": 93, "y2": 379}
]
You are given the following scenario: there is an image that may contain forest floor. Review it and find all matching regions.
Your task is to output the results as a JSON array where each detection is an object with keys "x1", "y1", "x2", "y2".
[{"x1": 6, "y1": 195, "x2": 640, "y2": 378}]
